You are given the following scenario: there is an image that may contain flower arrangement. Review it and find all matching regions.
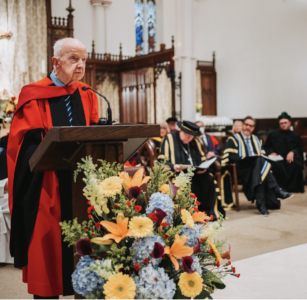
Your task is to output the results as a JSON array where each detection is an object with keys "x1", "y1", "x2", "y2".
[
  {"x1": 60, "y1": 157, "x2": 239, "y2": 299},
  {"x1": 196, "y1": 103, "x2": 203, "y2": 113},
  {"x1": 1, "y1": 96, "x2": 17, "y2": 123}
]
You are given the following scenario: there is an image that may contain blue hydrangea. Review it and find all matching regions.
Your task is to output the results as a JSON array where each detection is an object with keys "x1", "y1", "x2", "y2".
[
  {"x1": 146, "y1": 192, "x2": 174, "y2": 225},
  {"x1": 130, "y1": 233, "x2": 165, "y2": 268},
  {"x1": 180, "y1": 224, "x2": 200, "y2": 247},
  {"x1": 133, "y1": 263, "x2": 176, "y2": 299},
  {"x1": 71, "y1": 256, "x2": 105, "y2": 297}
]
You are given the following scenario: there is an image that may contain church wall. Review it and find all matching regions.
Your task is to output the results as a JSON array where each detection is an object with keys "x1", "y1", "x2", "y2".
[
  {"x1": 194, "y1": 0, "x2": 307, "y2": 119},
  {"x1": 51, "y1": 0, "x2": 135, "y2": 56}
]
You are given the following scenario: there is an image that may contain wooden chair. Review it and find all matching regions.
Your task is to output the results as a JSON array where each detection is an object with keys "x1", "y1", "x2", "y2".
[
  {"x1": 137, "y1": 138, "x2": 157, "y2": 173},
  {"x1": 230, "y1": 163, "x2": 241, "y2": 211}
]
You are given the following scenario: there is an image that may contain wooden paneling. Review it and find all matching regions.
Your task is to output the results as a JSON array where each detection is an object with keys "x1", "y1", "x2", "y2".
[{"x1": 200, "y1": 72, "x2": 217, "y2": 116}]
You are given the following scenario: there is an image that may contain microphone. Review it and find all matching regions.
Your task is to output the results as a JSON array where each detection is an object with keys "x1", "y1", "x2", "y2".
[{"x1": 82, "y1": 86, "x2": 112, "y2": 125}]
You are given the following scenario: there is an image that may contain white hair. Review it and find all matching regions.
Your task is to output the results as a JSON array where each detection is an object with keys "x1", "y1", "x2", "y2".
[{"x1": 53, "y1": 37, "x2": 85, "y2": 57}]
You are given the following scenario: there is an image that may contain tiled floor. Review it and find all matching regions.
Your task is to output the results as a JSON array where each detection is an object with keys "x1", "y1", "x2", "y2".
[{"x1": 213, "y1": 244, "x2": 307, "y2": 299}]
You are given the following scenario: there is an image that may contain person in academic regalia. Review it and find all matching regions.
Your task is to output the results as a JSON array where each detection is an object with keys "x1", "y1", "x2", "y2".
[
  {"x1": 221, "y1": 116, "x2": 292, "y2": 216},
  {"x1": 195, "y1": 121, "x2": 222, "y2": 159},
  {"x1": 158, "y1": 120, "x2": 225, "y2": 220},
  {"x1": 152, "y1": 122, "x2": 169, "y2": 148},
  {"x1": 7, "y1": 38, "x2": 99, "y2": 299},
  {"x1": 0, "y1": 119, "x2": 8, "y2": 180},
  {"x1": 264, "y1": 112, "x2": 304, "y2": 193}
]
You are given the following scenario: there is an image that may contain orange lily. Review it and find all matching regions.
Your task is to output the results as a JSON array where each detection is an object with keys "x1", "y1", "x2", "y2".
[
  {"x1": 118, "y1": 168, "x2": 151, "y2": 190},
  {"x1": 164, "y1": 234, "x2": 193, "y2": 270},
  {"x1": 92, "y1": 213, "x2": 134, "y2": 244},
  {"x1": 192, "y1": 212, "x2": 210, "y2": 223}
]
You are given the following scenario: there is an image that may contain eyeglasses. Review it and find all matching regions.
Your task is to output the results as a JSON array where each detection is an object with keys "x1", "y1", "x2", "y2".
[
  {"x1": 243, "y1": 123, "x2": 255, "y2": 128},
  {"x1": 279, "y1": 121, "x2": 289, "y2": 125}
]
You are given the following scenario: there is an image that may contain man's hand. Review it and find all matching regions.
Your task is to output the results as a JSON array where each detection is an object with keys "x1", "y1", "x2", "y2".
[
  {"x1": 206, "y1": 151, "x2": 216, "y2": 159},
  {"x1": 270, "y1": 153, "x2": 278, "y2": 156},
  {"x1": 286, "y1": 151, "x2": 294, "y2": 163},
  {"x1": 197, "y1": 169, "x2": 207, "y2": 174},
  {"x1": 174, "y1": 164, "x2": 183, "y2": 172}
]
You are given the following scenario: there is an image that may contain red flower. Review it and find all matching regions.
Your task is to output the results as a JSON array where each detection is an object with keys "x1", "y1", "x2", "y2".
[
  {"x1": 216, "y1": 261, "x2": 220, "y2": 267},
  {"x1": 126, "y1": 201, "x2": 131, "y2": 206},
  {"x1": 232, "y1": 266, "x2": 236, "y2": 273},
  {"x1": 200, "y1": 238, "x2": 204, "y2": 243},
  {"x1": 164, "y1": 234, "x2": 170, "y2": 239},
  {"x1": 88, "y1": 214, "x2": 92, "y2": 219},
  {"x1": 210, "y1": 215, "x2": 213, "y2": 220},
  {"x1": 104, "y1": 252, "x2": 108, "y2": 256},
  {"x1": 162, "y1": 255, "x2": 166, "y2": 259},
  {"x1": 180, "y1": 264, "x2": 183, "y2": 268},
  {"x1": 87, "y1": 200, "x2": 91, "y2": 205},
  {"x1": 134, "y1": 263, "x2": 140, "y2": 271},
  {"x1": 91, "y1": 232, "x2": 95, "y2": 236},
  {"x1": 160, "y1": 222, "x2": 169, "y2": 227},
  {"x1": 134, "y1": 205, "x2": 142, "y2": 212},
  {"x1": 194, "y1": 207, "x2": 199, "y2": 213},
  {"x1": 11, "y1": 96, "x2": 16, "y2": 100},
  {"x1": 95, "y1": 222, "x2": 101, "y2": 229},
  {"x1": 205, "y1": 237, "x2": 208, "y2": 240},
  {"x1": 87, "y1": 206, "x2": 95, "y2": 214},
  {"x1": 84, "y1": 228, "x2": 88, "y2": 232},
  {"x1": 228, "y1": 261, "x2": 231, "y2": 265},
  {"x1": 190, "y1": 194, "x2": 196, "y2": 199},
  {"x1": 94, "y1": 256, "x2": 99, "y2": 260},
  {"x1": 149, "y1": 212, "x2": 158, "y2": 222},
  {"x1": 143, "y1": 258, "x2": 149, "y2": 264},
  {"x1": 209, "y1": 249, "x2": 213, "y2": 254},
  {"x1": 114, "y1": 204, "x2": 119, "y2": 209},
  {"x1": 154, "y1": 277, "x2": 158, "y2": 281},
  {"x1": 237, "y1": 274, "x2": 240, "y2": 278},
  {"x1": 196, "y1": 201, "x2": 200, "y2": 206}
]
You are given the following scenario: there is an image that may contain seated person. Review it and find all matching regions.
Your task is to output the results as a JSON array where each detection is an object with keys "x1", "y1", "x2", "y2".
[
  {"x1": 158, "y1": 120, "x2": 225, "y2": 220},
  {"x1": 264, "y1": 112, "x2": 304, "y2": 193},
  {"x1": 195, "y1": 121, "x2": 221, "y2": 158},
  {"x1": 152, "y1": 122, "x2": 169, "y2": 148},
  {"x1": 232, "y1": 120, "x2": 243, "y2": 135},
  {"x1": 221, "y1": 116, "x2": 292, "y2": 216},
  {"x1": 166, "y1": 117, "x2": 178, "y2": 134}
]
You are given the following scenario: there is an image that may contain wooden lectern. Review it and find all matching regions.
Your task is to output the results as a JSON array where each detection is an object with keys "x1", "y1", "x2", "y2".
[{"x1": 29, "y1": 124, "x2": 160, "y2": 297}]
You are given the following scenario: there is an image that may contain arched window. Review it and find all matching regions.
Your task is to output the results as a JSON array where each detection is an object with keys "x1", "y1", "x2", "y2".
[{"x1": 135, "y1": 0, "x2": 156, "y2": 55}]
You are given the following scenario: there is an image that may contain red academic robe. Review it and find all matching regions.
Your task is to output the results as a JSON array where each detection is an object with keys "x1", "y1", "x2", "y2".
[{"x1": 7, "y1": 76, "x2": 99, "y2": 296}]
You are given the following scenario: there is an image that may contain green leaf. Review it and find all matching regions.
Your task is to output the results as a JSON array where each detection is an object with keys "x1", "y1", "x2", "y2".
[
  {"x1": 194, "y1": 289, "x2": 211, "y2": 299},
  {"x1": 173, "y1": 287, "x2": 189, "y2": 299},
  {"x1": 202, "y1": 269, "x2": 226, "y2": 290}
]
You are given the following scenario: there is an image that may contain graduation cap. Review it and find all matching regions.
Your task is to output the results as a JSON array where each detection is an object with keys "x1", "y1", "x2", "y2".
[
  {"x1": 177, "y1": 120, "x2": 201, "y2": 136},
  {"x1": 278, "y1": 112, "x2": 291, "y2": 121},
  {"x1": 166, "y1": 117, "x2": 178, "y2": 123}
]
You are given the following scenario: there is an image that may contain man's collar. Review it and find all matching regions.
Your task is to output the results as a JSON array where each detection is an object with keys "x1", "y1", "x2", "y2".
[
  {"x1": 241, "y1": 132, "x2": 251, "y2": 139},
  {"x1": 50, "y1": 70, "x2": 66, "y2": 87}
]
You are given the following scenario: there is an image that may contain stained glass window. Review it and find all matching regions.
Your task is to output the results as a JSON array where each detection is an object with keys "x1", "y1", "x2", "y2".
[
  {"x1": 135, "y1": 0, "x2": 156, "y2": 55},
  {"x1": 146, "y1": 0, "x2": 156, "y2": 53},
  {"x1": 135, "y1": 0, "x2": 144, "y2": 55}
]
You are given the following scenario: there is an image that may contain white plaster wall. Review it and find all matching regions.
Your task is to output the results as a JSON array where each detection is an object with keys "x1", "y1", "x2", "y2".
[
  {"x1": 194, "y1": 0, "x2": 307, "y2": 118},
  {"x1": 51, "y1": 0, "x2": 135, "y2": 56}
]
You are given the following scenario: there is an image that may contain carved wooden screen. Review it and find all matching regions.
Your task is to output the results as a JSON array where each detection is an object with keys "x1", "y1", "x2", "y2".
[
  {"x1": 197, "y1": 59, "x2": 217, "y2": 116},
  {"x1": 121, "y1": 69, "x2": 152, "y2": 123}
]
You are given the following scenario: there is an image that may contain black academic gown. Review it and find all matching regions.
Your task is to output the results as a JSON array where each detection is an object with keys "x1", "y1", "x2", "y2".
[
  {"x1": 264, "y1": 129, "x2": 304, "y2": 193},
  {"x1": 221, "y1": 133, "x2": 280, "y2": 210},
  {"x1": 0, "y1": 136, "x2": 8, "y2": 180},
  {"x1": 158, "y1": 132, "x2": 225, "y2": 219}
]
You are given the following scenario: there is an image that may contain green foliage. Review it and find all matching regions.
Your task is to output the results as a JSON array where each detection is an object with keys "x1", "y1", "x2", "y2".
[
  {"x1": 59, "y1": 218, "x2": 100, "y2": 247},
  {"x1": 107, "y1": 243, "x2": 132, "y2": 267},
  {"x1": 147, "y1": 161, "x2": 173, "y2": 197},
  {"x1": 85, "y1": 291, "x2": 105, "y2": 299},
  {"x1": 202, "y1": 269, "x2": 226, "y2": 290},
  {"x1": 97, "y1": 159, "x2": 123, "y2": 178}
]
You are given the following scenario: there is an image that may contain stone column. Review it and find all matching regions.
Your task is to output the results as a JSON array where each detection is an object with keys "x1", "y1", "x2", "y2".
[
  {"x1": 90, "y1": 0, "x2": 112, "y2": 54},
  {"x1": 173, "y1": 0, "x2": 196, "y2": 121}
]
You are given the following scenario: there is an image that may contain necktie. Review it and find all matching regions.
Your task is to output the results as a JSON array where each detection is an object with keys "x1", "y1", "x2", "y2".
[
  {"x1": 65, "y1": 96, "x2": 73, "y2": 125},
  {"x1": 246, "y1": 138, "x2": 253, "y2": 156}
]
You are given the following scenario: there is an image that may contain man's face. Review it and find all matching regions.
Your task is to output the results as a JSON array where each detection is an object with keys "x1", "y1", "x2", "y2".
[
  {"x1": 168, "y1": 121, "x2": 177, "y2": 131},
  {"x1": 279, "y1": 119, "x2": 291, "y2": 131},
  {"x1": 195, "y1": 122, "x2": 205, "y2": 132},
  {"x1": 242, "y1": 119, "x2": 255, "y2": 136},
  {"x1": 179, "y1": 130, "x2": 194, "y2": 144},
  {"x1": 52, "y1": 41, "x2": 87, "y2": 85}
]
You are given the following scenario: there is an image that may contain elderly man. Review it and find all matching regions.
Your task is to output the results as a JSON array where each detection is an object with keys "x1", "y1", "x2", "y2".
[
  {"x1": 264, "y1": 112, "x2": 304, "y2": 193},
  {"x1": 195, "y1": 121, "x2": 221, "y2": 158},
  {"x1": 221, "y1": 116, "x2": 292, "y2": 216},
  {"x1": 7, "y1": 38, "x2": 99, "y2": 298},
  {"x1": 158, "y1": 120, "x2": 225, "y2": 220}
]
